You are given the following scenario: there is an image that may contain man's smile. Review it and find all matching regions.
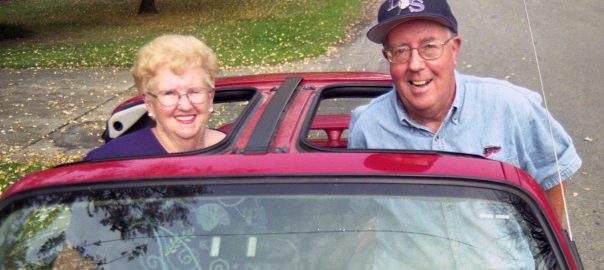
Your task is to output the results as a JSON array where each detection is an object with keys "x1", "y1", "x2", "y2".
[{"x1": 409, "y1": 79, "x2": 432, "y2": 87}]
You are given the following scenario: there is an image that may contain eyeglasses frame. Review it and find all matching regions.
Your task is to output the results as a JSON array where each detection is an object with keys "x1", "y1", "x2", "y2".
[
  {"x1": 145, "y1": 88, "x2": 212, "y2": 107},
  {"x1": 382, "y1": 35, "x2": 457, "y2": 64}
]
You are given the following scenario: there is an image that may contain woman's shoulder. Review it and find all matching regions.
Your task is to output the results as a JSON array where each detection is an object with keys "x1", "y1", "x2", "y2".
[
  {"x1": 83, "y1": 128, "x2": 164, "y2": 161},
  {"x1": 205, "y1": 128, "x2": 227, "y2": 147}
]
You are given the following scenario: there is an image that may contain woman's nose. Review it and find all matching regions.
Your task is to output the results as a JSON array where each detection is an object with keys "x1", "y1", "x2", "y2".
[{"x1": 176, "y1": 94, "x2": 194, "y2": 110}]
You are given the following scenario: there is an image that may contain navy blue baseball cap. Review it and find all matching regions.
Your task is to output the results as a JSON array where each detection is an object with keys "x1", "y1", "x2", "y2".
[{"x1": 367, "y1": 0, "x2": 458, "y2": 44}]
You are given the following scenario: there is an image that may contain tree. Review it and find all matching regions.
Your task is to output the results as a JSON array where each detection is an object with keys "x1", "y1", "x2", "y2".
[{"x1": 138, "y1": 0, "x2": 158, "y2": 14}]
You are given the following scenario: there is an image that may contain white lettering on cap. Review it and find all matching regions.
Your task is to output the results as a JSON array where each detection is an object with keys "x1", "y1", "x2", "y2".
[
  {"x1": 387, "y1": 0, "x2": 425, "y2": 12},
  {"x1": 387, "y1": 0, "x2": 409, "y2": 11},
  {"x1": 410, "y1": 0, "x2": 425, "y2": 12}
]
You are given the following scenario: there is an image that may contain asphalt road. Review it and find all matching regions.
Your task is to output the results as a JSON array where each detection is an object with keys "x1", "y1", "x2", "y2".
[
  {"x1": 450, "y1": 1, "x2": 604, "y2": 268},
  {"x1": 1, "y1": 0, "x2": 602, "y2": 268}
]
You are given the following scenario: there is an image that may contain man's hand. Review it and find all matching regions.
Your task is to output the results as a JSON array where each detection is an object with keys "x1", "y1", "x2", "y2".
[{"x1": 545, "y1": 182, "x2": 566, "y2": 226}]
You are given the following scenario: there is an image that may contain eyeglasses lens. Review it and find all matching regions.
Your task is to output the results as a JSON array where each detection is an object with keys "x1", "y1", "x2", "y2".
[{"x1": 156, "y1": 91, "x2": 208, "y2": 107}]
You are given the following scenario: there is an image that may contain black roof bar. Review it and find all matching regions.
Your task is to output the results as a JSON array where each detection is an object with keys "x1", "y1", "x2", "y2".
[{"x1": 242, "y1": 76, "x2": 302, "y2": 154}]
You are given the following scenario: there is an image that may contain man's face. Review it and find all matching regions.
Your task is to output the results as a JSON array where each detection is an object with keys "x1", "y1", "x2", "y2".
[{"x1": 385, "y1": 20, "x2": 461, "y2": 121}]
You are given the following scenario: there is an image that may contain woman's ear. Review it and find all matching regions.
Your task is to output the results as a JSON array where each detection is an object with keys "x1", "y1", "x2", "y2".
[
  {"x1": 208, "y1": 89, "x2": 215, "y2": 113},
  {"x1": 143, "y1": 93, "x2": 155, "y2": 119}
]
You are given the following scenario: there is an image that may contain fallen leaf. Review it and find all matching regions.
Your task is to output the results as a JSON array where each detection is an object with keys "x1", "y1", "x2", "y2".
[{"x1": 584, "y1": 137, "x2": 593, "y2": 142}]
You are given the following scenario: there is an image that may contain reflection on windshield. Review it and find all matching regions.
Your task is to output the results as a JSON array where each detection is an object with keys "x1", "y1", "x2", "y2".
[{"x1": 0, "y1": 184, "x2": 558, "y2": 269}]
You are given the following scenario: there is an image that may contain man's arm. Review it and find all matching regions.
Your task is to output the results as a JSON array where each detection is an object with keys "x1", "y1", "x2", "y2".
[{"x1": 545, "y1": 182, "x2": 566, "y2": 226}]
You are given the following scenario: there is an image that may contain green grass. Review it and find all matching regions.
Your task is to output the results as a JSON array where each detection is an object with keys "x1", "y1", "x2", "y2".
[
  {"x1": 0, "y1": 162, "x2": 49, "y2": 195},
  {"x1": 0, "y1": 0, "x2": 369, "y2": 68}
]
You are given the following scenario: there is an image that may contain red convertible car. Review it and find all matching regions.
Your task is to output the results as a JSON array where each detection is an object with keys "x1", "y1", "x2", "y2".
[{"x1": 0, "y1": 73, "x2": 582, "y2": 269}]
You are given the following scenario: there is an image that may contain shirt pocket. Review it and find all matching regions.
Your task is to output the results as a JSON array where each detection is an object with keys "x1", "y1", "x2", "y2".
[{"x1": 481, "y1": 144, "x2": 519, "y2": 167}]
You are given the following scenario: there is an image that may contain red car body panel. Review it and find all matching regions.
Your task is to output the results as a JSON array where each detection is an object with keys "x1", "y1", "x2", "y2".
[
  {"x1": 5, "y1": 153, "x2": 509, "y2": 194},
  {"x1": 1, "y1": 72, "x2": 580, "y2": 269}
]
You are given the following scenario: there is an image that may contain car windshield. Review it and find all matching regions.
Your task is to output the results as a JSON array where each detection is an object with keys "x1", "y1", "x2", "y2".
[{"x1": 0, "y1": 180, "x2": 559, "y2": 269}]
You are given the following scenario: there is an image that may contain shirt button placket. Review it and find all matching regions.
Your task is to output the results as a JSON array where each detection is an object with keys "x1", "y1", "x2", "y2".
[{"x1": 432, "y1": 134, "x2": 442, "y2": 150}]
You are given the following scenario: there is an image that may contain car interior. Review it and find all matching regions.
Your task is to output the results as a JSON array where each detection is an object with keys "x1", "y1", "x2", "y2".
[{"x1": 301, "y1": 84, "x2": 390, "y2": 149}]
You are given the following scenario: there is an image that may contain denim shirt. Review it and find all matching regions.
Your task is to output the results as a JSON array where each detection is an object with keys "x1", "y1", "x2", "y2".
[
  {"x1": 349, "y1": 71, "x2": 582, "y2": 190},
  {"x1": 349, "y1": 72, "x2": 581, "y2": 268}
]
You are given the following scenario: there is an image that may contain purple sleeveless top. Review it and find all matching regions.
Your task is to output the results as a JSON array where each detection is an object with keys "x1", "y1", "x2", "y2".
[{"x1": 84, "y1": 127, "x2": 166, "y2": 160}]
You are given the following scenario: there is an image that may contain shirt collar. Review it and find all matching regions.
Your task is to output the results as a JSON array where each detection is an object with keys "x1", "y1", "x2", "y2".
[
  {"x1": 392, "y1": 90, "x2": 414, "y2": 127},
  {"x1": 392, "y1": 70, "x2": 464, "y2": 127},
  {"x1": 449, "y1": 70, "x2": 465, "y2": 125}
]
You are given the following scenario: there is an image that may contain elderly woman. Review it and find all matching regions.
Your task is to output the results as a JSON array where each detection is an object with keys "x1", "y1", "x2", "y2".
[{"x1": 84, "y1": 35, "x2": 225, "y2": 160}]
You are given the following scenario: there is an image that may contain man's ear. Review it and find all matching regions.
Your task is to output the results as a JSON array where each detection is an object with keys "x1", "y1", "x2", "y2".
[{"x1": 451, "y1": 35, "x2": 462, "y2": 65}]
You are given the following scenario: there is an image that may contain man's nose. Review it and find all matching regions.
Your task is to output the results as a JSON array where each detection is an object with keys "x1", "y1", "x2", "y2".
[{"x1": 407, "y1": 49, "x2": 425, "y2": 71}]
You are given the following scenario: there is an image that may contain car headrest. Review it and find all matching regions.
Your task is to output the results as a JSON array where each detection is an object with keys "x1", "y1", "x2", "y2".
[{"x1": 105, "y1": 103, "x2": 148, "y2": 141}]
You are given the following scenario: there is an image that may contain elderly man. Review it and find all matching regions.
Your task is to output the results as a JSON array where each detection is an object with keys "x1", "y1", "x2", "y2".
[
  {"x1": 349, "y1": 1, "x2": 582, "y2": 267},
  {"x1": 349, "y1": 0, "x2": 581, "y2": 225}
]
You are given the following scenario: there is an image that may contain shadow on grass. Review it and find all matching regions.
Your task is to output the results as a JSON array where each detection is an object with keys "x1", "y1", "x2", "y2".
[{"x1": 0, "y1": 24, "x2": 34, "y2": 41}]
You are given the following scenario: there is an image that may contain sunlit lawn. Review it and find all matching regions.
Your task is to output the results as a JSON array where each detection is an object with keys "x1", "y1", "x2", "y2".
[{"x1": 0, "y1": 0, "x2": 369, "y2": 68}]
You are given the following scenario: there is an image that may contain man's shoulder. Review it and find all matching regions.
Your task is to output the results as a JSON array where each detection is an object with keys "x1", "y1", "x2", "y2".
[
  {"x1": 348, "y1": 89, "x2": 397, "y2": 138},
  {"x1": 353, "y1": 89, "x2": 396, "y2": 116},
  {"x1": 458, "y1": 73, "x2": 543, "y2": 105}
]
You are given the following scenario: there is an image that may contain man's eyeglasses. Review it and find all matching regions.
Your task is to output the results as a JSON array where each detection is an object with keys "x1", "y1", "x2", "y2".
[
  {"x1": 383, "y1": 36, "x2": 456, "y2": 64},
  {"x1": 146, "y1": 88, "x2": 211, "y2": 107}
]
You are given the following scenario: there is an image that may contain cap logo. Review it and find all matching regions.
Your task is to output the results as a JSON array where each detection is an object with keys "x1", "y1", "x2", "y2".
[{"x1": 386, "y1": 0, "x2": 425, "y2": 13}]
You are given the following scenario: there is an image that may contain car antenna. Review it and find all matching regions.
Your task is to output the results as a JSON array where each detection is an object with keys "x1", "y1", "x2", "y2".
[{"x1": 521, "y1": 0, "x2": 573, "y2": 240}]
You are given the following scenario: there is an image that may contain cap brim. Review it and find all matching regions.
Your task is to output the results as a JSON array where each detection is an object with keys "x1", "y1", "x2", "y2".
[{"x1": 367, "y1": 15, "x2": 454, "y2": 44}]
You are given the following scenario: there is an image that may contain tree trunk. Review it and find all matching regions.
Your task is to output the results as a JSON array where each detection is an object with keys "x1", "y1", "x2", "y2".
[{"x1": 138, "y1": 0, "x2": 158, "y2": 14}]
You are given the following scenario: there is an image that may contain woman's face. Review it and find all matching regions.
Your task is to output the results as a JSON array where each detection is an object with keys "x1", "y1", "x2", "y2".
[{"x1": 144, "y1": 65, "x2": 213, "y2": 149}]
